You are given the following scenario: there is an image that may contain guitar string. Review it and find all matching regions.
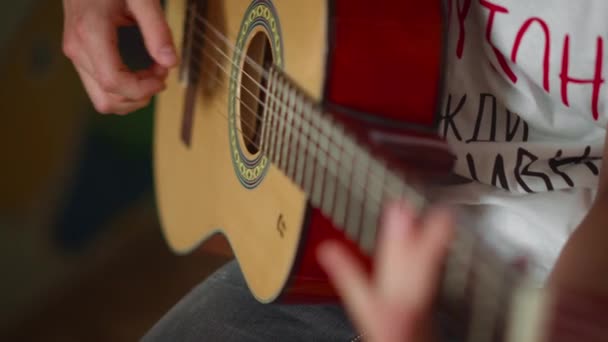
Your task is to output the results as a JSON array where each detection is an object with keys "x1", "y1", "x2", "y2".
[
  {"x1": 186, "y1": 14, "x2": 431, "y2": 204},
  {"x1": 183, "y1": 30, "x2": 422, "y2": 258},
  {"x1": 186, "y1": 31, "x2": 401, "y2": 202},
  {"x1": 188, "y1": 13, "x2": 451, "y2": 209},
  {"x1": 189, "y1": 12, "x2": 456, "y2": 199},
  {"x1": 193, "y1": 13, "x2": 272, "y2": 82},
  {"x1": 188, "y1": 45, "x2": 409, "y2": 204},
  {"x1": 192, "y1": 65, "x2": 386, "y2": 209}
]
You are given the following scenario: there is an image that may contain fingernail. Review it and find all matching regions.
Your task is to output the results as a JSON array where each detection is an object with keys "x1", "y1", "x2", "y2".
[{"x1": 159, "y1": 46, "x2": 177, "y2": 66}]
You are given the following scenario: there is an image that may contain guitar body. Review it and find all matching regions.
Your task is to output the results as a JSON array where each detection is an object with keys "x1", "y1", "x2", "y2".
[{"x1": 154, "y1": 0, "x2": 445, "y2": 303}]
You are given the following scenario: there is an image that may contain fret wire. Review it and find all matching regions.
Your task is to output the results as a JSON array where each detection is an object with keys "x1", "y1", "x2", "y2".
[
  {"x1": 344, "y1": 193, "x2": 363, "y2": 242},
  {"x1": 312, "y1": 113, "x2": 328, "y2": 208},
  {"x1": 311, "y1": 109, "x2": 325, "y2": 207},
  {"x1": 344, "y1": 144, "x2": 368, "y2": 241},
  {"x1": 288, "y1": 93, "x2": 303, "y2": 180},
  {"x1": 353, "y1": 145, "x2": 371, "y2": 246},
  {"x1": 275, "y1": 77, "x2": 288, "y2": 167},
  {"x1": 303, "y1": 102, "x2": 316, "y2": 197},
  {"x1": 280, "y1": 81, "x2": 293, "y2": 169},
  {"x1": 260, "y1": 69, "x2": 273, "y2": 156},
  {"x1": 260, "y1": 71, "x2": 272, "y2": 158},
  {"x1": 267, "y1": 72, "x2": 281, "y2": 159},
  {"x1": 322, "y1": 122, "x2": 340, "y2": 217},
  {"x1": 281, "y1": 86, "x2": 296, "y2": 172},
  {"x1": 360, "y1": 205, "x2": 381, "y2": 254},
  {"x1": 270, "y1": 74, "x2": 282, "y2": 164},
  {"x1": 295, "y1": 99, "x2": 309, "y2": 187},
  {"x1": 260, "y1": 69, "x2": 272, "y2": 156},
  {"x1": 333, "y1": 127, "x2": 352, "y2": 229},
  {"x1": 360, "y1": 158, "x2": 386, "y2": 253},
  {"x1": 268, "y1": 71, "x2": 281, "y2": 164}
]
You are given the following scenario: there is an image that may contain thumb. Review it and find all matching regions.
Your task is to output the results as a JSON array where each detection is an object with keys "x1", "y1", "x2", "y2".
[{"x1": 128, "y1": 0, "x2": 177, "y2": 67}]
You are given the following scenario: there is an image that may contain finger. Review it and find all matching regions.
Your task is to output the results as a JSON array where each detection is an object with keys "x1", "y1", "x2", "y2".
[
  {"x1": 408, "y1": 206, "x2": 455, "y2": 308},
  {"x1": 128, "y1": 0, "x2": 177, "y2": 67},
  {"x1": 151, "y1": 63, "x2": 169, "y2": 78},
  {"x1": 80, "y1": 15, "x2": 165, "y2": 100},
  {"x1": 76, "y1": 65, "x2": 126, "y2": 112},
  {"x1": 375, "y1": 200, "x2": 418, "y2": 299},
  {"x1": 316, "y1": 241, "x2": 378, "y2": 333},
  {"x1": 76, "y1": 66, "x2": 151, "y2": 115},
  {"x1": 419, "y1": 206, "x2": 454, "y2": 275},
  {"x1": 135, "y1": 65, "x2": 167, "y2": 80}
]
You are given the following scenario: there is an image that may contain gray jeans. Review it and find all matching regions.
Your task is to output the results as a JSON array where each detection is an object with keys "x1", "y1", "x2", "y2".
[{"x1": 142, "y1": 260, "x2": 361, "y2": 341}]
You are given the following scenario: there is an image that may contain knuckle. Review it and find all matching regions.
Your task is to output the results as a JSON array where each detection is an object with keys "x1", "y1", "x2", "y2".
[
  {"x1": 98, "y1": 73, "x2": 119, "y2": 92},
  {"x1": 74, "y1": 15, "x2": 90, "y2": 38}
]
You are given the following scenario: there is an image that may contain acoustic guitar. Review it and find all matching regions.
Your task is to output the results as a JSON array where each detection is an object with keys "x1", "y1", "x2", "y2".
[{"x1": 153, "y1": 0, "x2": 606, "y2": 340}]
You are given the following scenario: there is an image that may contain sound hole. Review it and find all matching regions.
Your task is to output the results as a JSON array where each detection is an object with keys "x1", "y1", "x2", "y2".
[{"x1": 240, "y1": 31, "x2": 273, "y2": 155}]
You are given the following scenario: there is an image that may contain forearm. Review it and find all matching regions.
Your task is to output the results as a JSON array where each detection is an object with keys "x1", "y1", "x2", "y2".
[{"x1": 547, "y1": 194, "x2": 608, "y2": 294}]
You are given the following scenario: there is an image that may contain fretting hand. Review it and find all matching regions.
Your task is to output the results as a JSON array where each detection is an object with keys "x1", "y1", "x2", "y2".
[
  {"x1": 62, "y1": 0, "x2": 177, "y2": 115},
  {"x1": 317, "y1": 200, "x2": 454, "y2": 342}
]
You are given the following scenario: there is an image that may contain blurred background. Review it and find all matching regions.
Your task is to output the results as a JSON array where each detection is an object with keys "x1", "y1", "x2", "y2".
[{"x1": 0, "y1": 1, "x2": 231, "y2": 340}]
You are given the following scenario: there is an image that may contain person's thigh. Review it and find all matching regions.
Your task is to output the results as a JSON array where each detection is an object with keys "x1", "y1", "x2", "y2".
[{"x1": 142, "y1": 259, "x2": 360, "y2": 341}]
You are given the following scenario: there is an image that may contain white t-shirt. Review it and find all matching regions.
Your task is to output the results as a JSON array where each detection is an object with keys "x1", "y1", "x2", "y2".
[{"x1": 436, "y1": 0, "x2": 606, "y2": 282}]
